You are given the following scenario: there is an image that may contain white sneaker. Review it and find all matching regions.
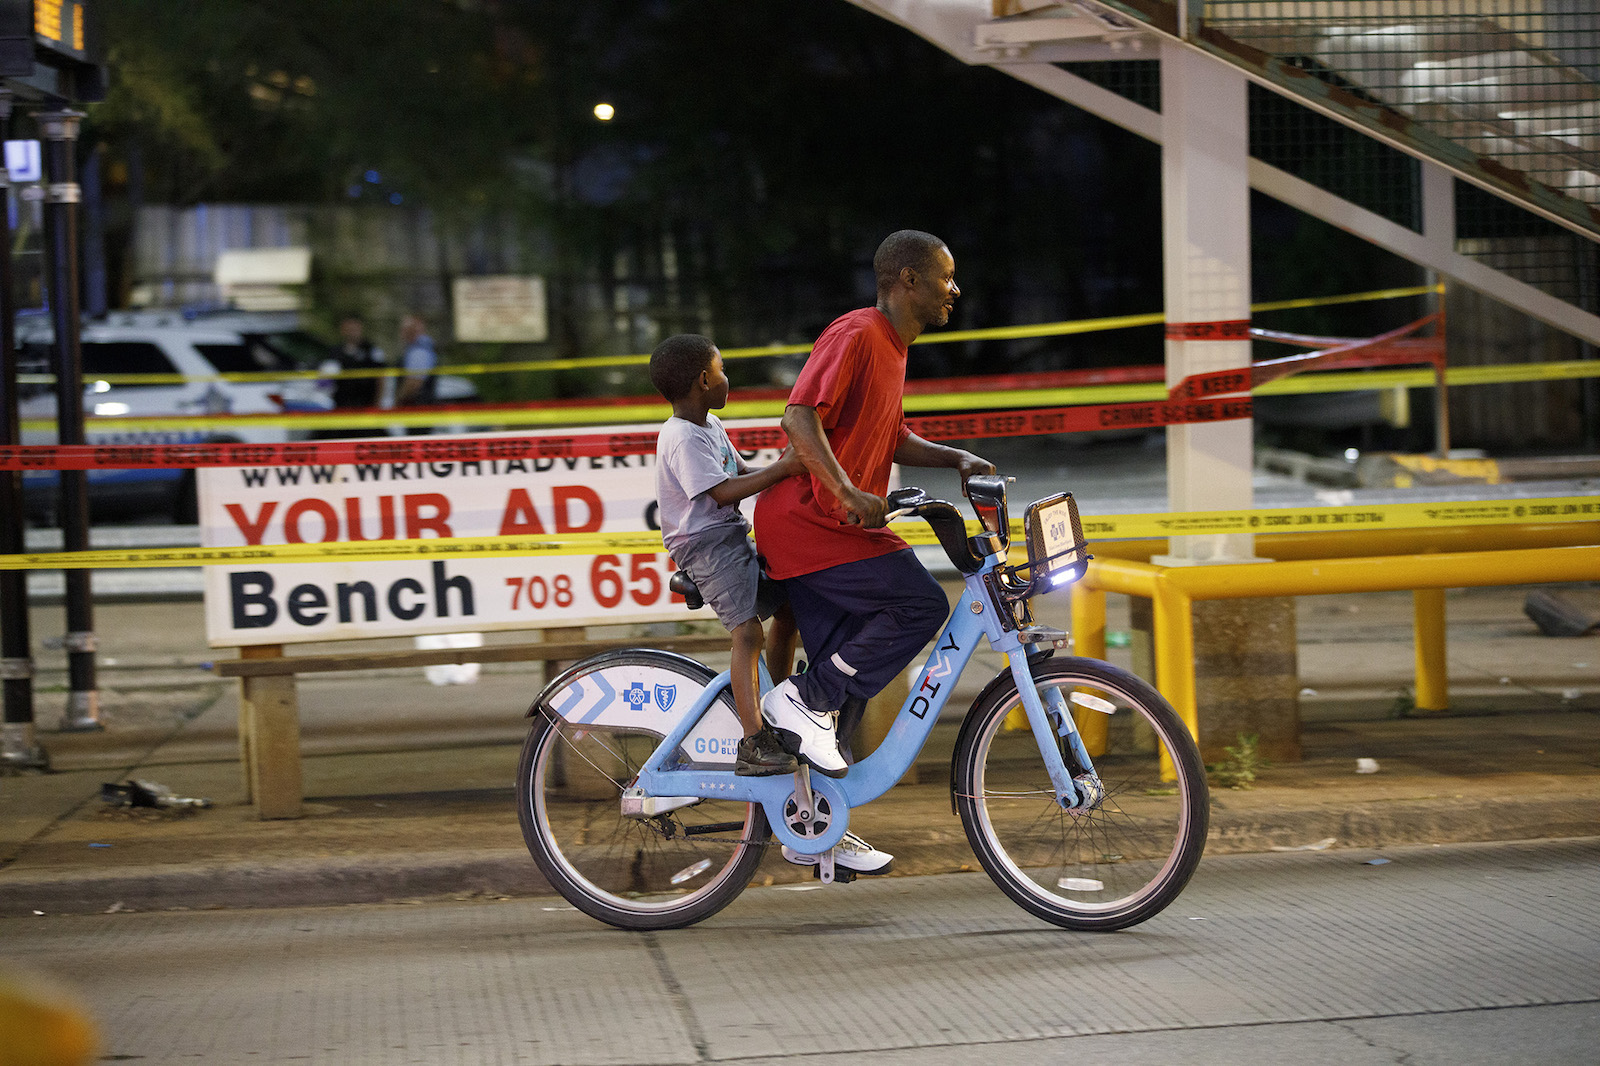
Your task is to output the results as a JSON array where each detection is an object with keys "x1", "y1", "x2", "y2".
[
  {"x1": 760, "y1": 678, "x2": 847, "y2": 777},
  {"x1": 782, "y1": 831, "x2": 894, "y2": 875}
]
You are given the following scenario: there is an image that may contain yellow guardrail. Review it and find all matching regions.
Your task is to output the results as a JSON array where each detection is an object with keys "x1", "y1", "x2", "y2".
[{"x1": 1062, "y1": 524, "x2": 1600, "y2": 778}]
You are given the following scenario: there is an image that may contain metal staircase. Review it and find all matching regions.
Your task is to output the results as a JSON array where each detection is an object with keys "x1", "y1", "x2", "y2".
[
  {"x1": 1195, "y1": 1, "x2": 1600, "y2": 234},
  {"x1": 849, "y1": 0, "x2": 1600, "y2": 346}
]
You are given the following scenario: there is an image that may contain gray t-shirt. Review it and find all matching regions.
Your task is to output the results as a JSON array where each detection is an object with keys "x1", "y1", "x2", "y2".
[{"x1": 656, "y1": 414, "x2": 750, "y2": 554}]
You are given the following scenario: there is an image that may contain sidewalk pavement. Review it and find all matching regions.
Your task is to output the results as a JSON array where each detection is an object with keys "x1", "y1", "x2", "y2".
[{"x1": 1, "y1": 588, "x2": 1596, "y2": 917}]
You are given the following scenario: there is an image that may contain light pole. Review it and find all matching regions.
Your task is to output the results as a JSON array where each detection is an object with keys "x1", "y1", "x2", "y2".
[
  {"x1": 39, "y1": 108, "x2": 100, "y2": 732},
  {"x1": 0, "y1": 90, "x2": 46, "y2": 769}
]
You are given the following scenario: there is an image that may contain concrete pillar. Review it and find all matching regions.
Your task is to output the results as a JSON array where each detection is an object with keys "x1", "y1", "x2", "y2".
[
  {"x1": 1157, "y1": 42, "x2": 1256, "y2": 566},
  {"x1": 1129, "y1": 595, "x2": 1301, "y2": 763},
  {"x1": 1154, "y1": 43, "x2": 1300, "y2": 761}
]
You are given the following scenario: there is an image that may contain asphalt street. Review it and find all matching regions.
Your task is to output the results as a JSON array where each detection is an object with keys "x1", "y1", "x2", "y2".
[{"x1": 5, "y1": 837, "x2": 1598, "y2": 1065}]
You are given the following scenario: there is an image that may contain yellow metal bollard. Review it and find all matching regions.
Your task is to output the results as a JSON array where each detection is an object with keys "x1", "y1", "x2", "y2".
[
  {"x1": 1413, "y1": 587, "x2": 1449, "y2": 711},
  {"x1": 1069, "y1": 585, "x2": 1109, "y2": 756},
  {"x1": 1151, "y1": 580, "x2": 1196, "y2": 784},
  {"x1": 1071, "y1": 585, "x2": 1107, "y2": 659}
]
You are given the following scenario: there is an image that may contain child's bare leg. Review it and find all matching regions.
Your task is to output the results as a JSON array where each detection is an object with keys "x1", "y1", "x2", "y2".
[
  {"x1": 765, "y1": 603, "x2": 798, "y2": 683},
  {"x1": 729, "y1": 617, "x2": 765, "y2": 738}
]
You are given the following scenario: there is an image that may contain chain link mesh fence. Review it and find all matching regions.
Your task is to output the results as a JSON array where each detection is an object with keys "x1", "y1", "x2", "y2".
[
  {"x1": 1065, "y1": 4, "x2": 1598, "y2": 303},
  {"x1": 1201, "y1": 2, "x2": 1600, "y2": 210}
]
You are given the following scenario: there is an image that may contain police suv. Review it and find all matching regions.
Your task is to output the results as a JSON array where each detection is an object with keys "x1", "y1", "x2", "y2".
[{"x1": 17, "y1": 312, "x2": 333, "y2": 523}]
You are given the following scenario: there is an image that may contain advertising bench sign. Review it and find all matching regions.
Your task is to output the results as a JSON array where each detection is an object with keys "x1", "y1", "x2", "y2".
[{"x1": 198, "y1": 423, "x2": 781, "y2": 647}]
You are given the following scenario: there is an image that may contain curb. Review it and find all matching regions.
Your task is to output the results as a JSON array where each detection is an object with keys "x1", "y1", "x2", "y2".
[
  {"x1": 4, "y1": 793, "x2": 1594, "y2": 917},
  {"x1": 0, "y1": 850, "x2": 548, "y2": 917}
]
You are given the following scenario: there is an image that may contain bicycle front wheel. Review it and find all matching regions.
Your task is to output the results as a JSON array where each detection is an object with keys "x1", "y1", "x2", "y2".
[
  {"x1": 953, "y1": 656, "x2": 1208, "y2": 931},
  {"x1": 517, "y1": 650, "x2": 769, "y2": 930}
]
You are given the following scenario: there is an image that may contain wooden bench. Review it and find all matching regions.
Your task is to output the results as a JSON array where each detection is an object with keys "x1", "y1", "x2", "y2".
[{"x1": 212, "y1": 631, "x2": 730, "y2": 818}]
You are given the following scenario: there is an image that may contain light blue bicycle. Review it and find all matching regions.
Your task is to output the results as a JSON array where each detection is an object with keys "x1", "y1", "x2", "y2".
[{"x1": 517, "y1": 476, "x2": 1209, "y2": 930}]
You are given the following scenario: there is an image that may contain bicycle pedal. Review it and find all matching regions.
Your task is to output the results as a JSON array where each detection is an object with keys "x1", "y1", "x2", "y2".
[{"x1": 811, "y1": 863, "x2": 855, "y2": 884}]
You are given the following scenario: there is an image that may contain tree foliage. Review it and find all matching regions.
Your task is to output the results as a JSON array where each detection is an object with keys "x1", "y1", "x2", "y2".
[
  {"x1": 92, "y1": 0, "x2": 521, "y2": 209},
  {"x1": 89, "y1": 0, "x2": 1169, "y2": 373}
]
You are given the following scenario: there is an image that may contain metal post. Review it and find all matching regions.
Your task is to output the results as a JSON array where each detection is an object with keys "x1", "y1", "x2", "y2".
[
  {"x1": 0, "y1": 92, "x2": 47, "y2": 770},
  {"x1": 1433, "y1": 284, "x2": 1451, "y2": 458},
  {"x1": 1069, "y1": 584, "x2": 1108, "y2": 756},
  {"x1": 39, "y1": 109, "x2": 98, "y2": 732},
  {"x1": 1151, "y1": 581, "x2": 1194, "y2": 783},
  {"x1": 1413, "y1": 587, "x2": 1449, "y2": 712},
  {"x1": 1420, "y1": 164, "x2": 1454, "y2": 460}
]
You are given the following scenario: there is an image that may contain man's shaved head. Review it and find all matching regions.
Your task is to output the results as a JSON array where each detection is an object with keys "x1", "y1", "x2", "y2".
[{"x1": 873, "y1": 230, "x2": 948, "y2": 298}]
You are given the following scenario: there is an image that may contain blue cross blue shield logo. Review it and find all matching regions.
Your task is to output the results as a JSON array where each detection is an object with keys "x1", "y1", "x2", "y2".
[
  {"x1": 654, "y1": 684, "x2": 677, "y2": 712},
  {"x1": 624, "y1": 682, "x2": 650, "y2": 710}
]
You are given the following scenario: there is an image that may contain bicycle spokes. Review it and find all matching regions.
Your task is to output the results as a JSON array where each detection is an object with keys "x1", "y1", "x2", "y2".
[{"x1": 954, "y1": 658, "x2": 1208, "y2": 931}]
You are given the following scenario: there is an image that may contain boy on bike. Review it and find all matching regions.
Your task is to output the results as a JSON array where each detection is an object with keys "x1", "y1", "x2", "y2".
[{"x1": 651, "y1": 334, "x2": 802, "y2": 777}]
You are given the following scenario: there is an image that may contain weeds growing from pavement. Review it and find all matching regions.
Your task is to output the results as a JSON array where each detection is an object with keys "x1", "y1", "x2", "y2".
[{"x1": 1209, "y1": 732, "x2": 1268, "y2": 790}]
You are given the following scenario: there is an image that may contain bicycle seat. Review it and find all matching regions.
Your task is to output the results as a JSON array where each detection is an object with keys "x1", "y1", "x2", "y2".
[{"x1": 669, "y1": 570, "x2": 705, "y2": 610}]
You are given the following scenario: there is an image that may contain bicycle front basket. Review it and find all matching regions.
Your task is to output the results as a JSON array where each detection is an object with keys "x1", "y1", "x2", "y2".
[{"x1": 1018, "y1": 492, "x2": 1090, "y2": 596}]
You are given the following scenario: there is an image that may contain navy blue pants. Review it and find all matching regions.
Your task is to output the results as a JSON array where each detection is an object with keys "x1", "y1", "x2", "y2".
[{"x1": 783, "y1": 549, "x2": 950, "y2": 724}]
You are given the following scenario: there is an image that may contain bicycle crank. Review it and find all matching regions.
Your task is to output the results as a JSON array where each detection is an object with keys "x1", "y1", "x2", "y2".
[{"x1": 783, "y1": 771, "x2": 832, "y2": 840}]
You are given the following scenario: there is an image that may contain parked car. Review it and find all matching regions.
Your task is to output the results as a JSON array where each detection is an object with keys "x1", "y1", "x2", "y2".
[
  {"x1": 172, "y1": 308, "x2": 480, "y2": 407},
  {"x1": 18, "y1": 309, "x2": 482, "y2": 523},
  {"x1": 17, "y1": 317, "x2": 333, "y2": 524}
]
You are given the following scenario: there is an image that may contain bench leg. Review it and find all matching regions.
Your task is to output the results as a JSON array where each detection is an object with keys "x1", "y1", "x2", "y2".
[
  {"x1": 541, "y1": 626, "x2": 587, "y2": 794},
  {"x1": 236, "y1": 645, "x2": 282, "y2": 802},
  {"x1": 237, "y1": 644, "x2": 302, "y2": 819},
  {"x1": 238, "y1": 681, "x2": 252, "y2": 804}
]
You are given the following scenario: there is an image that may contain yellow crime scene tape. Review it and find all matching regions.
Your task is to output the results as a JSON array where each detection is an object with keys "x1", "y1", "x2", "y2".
[
  {"x1": 18, "y1": 284, "x2": 1441, "y2": 386},
  {"x1": 26, "y1": 357, "x2": 1600, "y2": 435},
  {"x1": 2, "y1": 495, "x2": 1594, "y2": 571}
]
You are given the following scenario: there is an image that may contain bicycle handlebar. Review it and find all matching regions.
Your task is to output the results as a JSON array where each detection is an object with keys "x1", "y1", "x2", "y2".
[{"x1": 886, "y1": 485, "x2": 995, "y2": 576}]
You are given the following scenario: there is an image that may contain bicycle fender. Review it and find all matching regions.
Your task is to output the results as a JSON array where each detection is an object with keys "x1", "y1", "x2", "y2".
[
  {"x1": 524, "y1": 648, "x2": 714, "y2": 717},
  {"x1": 528, "y1": 648, "x2": 743, "y2": 769},
  {"x1": 947, "y1": 649, "x2": 1057, "y2": 814}
]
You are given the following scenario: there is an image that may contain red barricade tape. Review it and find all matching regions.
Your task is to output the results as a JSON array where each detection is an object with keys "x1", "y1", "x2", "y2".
[
  {"x1": 1249, "y1": 313, "x2": 1442, "y2": 389},
  {"x1": 1164, "y1": 319, "x2": 1252, "y2": 341},
  {"x1": 0, "y1": 320, "x2": 1448, "y2": 473},
  {"x1": 0, "y1": 394, "x2": 1257, "y2": 472}
]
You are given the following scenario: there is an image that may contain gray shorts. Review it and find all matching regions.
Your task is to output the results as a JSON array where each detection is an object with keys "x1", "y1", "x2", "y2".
[{"x1": 671, "y1": 524, "x2": 785, "y2": 630}]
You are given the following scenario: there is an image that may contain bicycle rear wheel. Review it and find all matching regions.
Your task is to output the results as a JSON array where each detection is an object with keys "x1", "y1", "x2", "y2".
[
  {"x1": 953, "y1": 656, "x2": 1208, "y2": 931},
  {"x1": 517, "y1": 650, "x2": 769, "y2": 930}
]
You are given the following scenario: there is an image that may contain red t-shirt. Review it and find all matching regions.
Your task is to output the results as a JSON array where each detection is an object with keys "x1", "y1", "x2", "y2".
[{"x1": 755, "y1": 307, "x2": 912, "y2": 579}]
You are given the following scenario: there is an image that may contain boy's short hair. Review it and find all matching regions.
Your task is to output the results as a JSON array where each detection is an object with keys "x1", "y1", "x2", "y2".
[{"x1": 650, "y1": 334, "x2": 717, "y2": 402}]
